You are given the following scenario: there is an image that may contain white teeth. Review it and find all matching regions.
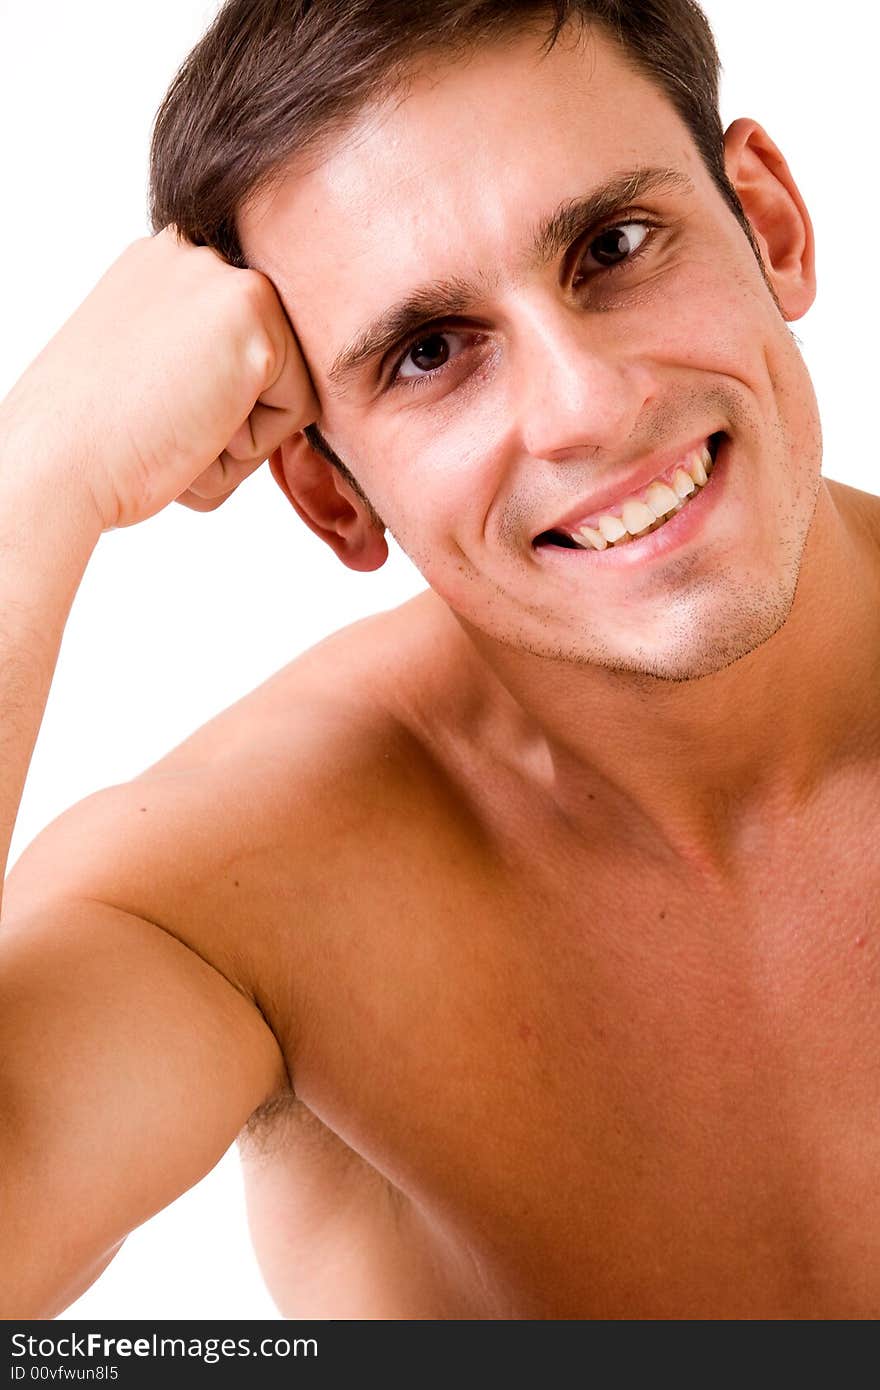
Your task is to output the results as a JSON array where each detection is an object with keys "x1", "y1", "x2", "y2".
[
  {"x1": 689, "y1": 448, "x2": 708, "y2": 486},
  {"x1": 644, "y1": 480, "x2": 681, "y2": 519},
  {"x1": 575, "y1": 525, "x2": 607, "y2": 550},
  {"x1": 552, "y1": 438, "x2": 720, "y2": 552},
  {"x1": 597, "y1": 513, "x2": 628, "y2": 542},
  {"x1": 621, "y1": 498, "x2": 655, "y2": 535},
  {"x1": 672, "y1": 467, "x2": 696, "y2": 499}
]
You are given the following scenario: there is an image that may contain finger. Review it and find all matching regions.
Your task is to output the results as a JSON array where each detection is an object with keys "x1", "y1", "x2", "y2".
[
  {"x1": 247, "y1": 273, "x2": 320, "y2": 423},
  {"x1": 223, "y1": 400, "x2": 306, "y2": 468},
  {"x1": 181, "y1": 453, "x2": 266, "y2": 501},
  {"x1": 173, "y1": 488, "x2": 237, "y2": 513}
]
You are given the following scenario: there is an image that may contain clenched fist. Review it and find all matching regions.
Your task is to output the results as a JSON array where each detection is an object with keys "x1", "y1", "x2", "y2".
[{"x1": 1, "y1": 226, "x2": 318, "y2": 532}]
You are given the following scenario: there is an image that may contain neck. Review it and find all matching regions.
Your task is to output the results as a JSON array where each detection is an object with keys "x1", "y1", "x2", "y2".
[{"x1": 456, "y1": 479, "x2": 880, "y2": 875}]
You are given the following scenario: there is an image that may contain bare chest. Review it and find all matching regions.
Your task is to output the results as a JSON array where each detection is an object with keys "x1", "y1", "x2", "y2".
[{"x1": 250, "y1": 781, "x2": 880, "y2": 1318}]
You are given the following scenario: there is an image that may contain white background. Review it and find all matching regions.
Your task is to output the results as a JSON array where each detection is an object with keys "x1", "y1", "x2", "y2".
[{"x1": 0, "y1": 0, "x2": 873, "y2": 1319}]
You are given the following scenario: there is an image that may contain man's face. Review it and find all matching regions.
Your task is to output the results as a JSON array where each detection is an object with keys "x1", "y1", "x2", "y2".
[{"x1": 240, "y1": 24, "x2": 821, "y2": 681}]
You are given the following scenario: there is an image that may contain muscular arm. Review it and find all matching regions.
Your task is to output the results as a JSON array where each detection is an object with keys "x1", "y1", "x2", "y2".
[
  {"x1": 0, "y1": 228, "x2": 319, "y2": 1316},
  {"x1": 0, "y1": 457, "x2": 287, "y2": 1314},
  {"x1": 0, "y1": 892, "x2": 286, "y2": 1317}
]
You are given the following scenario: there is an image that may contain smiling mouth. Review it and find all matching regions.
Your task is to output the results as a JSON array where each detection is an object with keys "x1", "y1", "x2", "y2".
[{"x1": 533, "y1": 432, "x2": 724, "y2": 552}]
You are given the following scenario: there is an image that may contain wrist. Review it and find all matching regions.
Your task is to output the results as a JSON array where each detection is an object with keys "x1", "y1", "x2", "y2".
[{"x1": 0, "y1": 404, "x2": 105, "y2": 553}]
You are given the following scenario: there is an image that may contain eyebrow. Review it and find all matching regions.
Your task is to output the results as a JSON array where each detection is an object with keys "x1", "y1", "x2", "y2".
[{"x1": 325, "y1": 164, "x2": 693, "y2": 392}]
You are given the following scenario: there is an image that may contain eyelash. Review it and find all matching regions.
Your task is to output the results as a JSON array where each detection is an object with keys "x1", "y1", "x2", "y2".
[{"x1": 388, "y1": 216, "x2": 660, "y2": 392}]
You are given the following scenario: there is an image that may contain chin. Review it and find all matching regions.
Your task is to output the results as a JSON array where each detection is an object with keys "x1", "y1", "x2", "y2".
[
  {"x1": 595, "y1": 578, "x2": 802, "y2": 684},
  {"x1": 500, "y1": 559, "x2": 802, "y2": 683}
]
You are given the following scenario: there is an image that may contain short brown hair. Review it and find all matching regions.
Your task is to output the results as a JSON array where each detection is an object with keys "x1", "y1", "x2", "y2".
[{"x1": 148, "y1": 0, "x2": 760, "y2": 494}]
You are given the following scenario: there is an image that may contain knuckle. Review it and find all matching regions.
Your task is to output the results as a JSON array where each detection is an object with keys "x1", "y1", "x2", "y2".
[
  {"x1": 244, "y1": 322, "x2": 277, "y2": 385},
  {"x1": 237, "y1": 269, "x2": 270, "y2": 315},
  {"x1": 242, "y1": 268, "x2": 273, "y2": 305},
  {"x1": 229, "y1": 273, "x2": 286, "y2": 384}
]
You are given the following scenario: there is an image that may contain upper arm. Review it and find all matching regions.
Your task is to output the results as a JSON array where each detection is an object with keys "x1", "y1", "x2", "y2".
[
  {"x1": 0, "y1": 654, "x2": 414, "y2": 1317},
  {"x1": 0, "y1": 756, "x2": 291, "y2": 1317}
]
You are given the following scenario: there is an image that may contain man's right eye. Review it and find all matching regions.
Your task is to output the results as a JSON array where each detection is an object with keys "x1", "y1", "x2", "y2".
[{"x1": 393, "y1": 329, "x2": 471, "y2": 385}]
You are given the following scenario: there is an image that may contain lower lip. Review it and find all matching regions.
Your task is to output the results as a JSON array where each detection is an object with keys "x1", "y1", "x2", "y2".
[{"x1": 535, "y1": 435, "x2": 730, "y2": 571}]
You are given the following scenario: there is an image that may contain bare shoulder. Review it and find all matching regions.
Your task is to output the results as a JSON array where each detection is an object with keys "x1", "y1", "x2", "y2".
[
  {"x1": 826, "y1": 475, "x2": 880, "y2": 550},
  {"x1": 3, "y1": 588, "x2": 470, "y2": 1028}
]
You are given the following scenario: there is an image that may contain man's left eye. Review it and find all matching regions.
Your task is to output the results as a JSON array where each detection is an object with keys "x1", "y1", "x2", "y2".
[{"x1": 576, "y1": 221, "x2": 651, "y2": 278}]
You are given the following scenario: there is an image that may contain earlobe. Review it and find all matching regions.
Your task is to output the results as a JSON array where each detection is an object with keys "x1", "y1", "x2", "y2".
[
  {"x1": 268, "y1": 435, "x2": 388, "y2": 572},
  {"x1": 723, "y1": 118, "x2": 816, "y2": 321}
]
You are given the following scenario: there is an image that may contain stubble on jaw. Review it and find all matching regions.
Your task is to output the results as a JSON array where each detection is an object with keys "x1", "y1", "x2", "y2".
[{"x1": 500, "y1": 466, "x2": 822, "y2": 686}]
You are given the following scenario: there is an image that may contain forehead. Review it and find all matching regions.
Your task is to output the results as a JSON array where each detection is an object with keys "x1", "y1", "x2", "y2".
[{"x1": 238, "y1": 25, "x2": 705, "y2": 369}]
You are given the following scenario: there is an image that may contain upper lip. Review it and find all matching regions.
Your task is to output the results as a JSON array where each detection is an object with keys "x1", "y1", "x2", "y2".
[{"x1": 536, "y1": 432, "x2": 719, "y2": 538}]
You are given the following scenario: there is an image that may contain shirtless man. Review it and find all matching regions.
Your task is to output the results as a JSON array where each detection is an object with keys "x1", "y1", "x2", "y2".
[{"x1": 2, "y1": 0, "x2": 879, "y2": 1320}]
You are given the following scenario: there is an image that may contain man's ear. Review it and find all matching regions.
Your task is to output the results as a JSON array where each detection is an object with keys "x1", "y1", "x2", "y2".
[
  {"x1": 268, "y1": 433, "x2": 388, "y2": 572},
  {"x1": 723, "y1": 118, "x2": 816, "y2": 321}
]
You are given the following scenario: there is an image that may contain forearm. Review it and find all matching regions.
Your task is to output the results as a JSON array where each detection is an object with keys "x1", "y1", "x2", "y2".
[{"x1": 0, "y1": 417, "x2": 103, "y2": 903}]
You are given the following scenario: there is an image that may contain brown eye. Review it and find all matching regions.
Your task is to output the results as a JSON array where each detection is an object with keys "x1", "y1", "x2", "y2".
[
  {"x1": 578, "y1": 221, "x2": 650, "y2": 275},
  {"x1": 396, "y1": 329, "x2": 469, "y2": 382},
  {"x1": 408, "y1": 334, "x2": 450, "y2": 372}
]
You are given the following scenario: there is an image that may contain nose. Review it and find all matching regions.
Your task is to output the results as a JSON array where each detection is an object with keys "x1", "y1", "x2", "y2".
[{"x1": 510, "y1": 301, "x2": 655, "y2": 461}]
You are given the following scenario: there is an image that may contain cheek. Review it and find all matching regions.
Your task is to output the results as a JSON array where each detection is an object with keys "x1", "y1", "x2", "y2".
[
  {"x1": 647, "y1": 253, "x2": 775, "y2": 383},
  {"x1": 340, "y1": 395, "x2": 507, "y2": 547},
  {"x1": 641, "y1": 251, "x2": 815, "y2": 480}
]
